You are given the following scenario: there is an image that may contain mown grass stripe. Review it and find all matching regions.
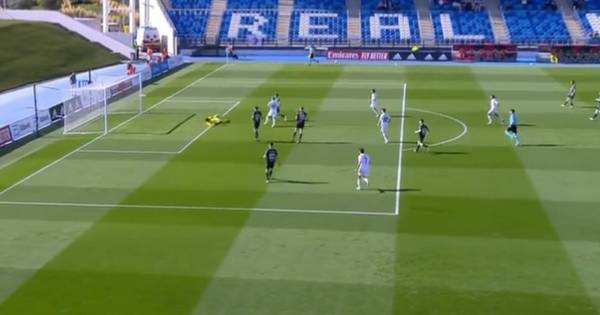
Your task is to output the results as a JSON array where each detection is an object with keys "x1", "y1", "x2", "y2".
[{"x1": 0, "y1": 64, "x2": 346, "y2": 315}]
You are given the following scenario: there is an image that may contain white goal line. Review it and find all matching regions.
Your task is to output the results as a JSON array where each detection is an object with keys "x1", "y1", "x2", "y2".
[{"x1": 0, "y1": 200, "x2": 397, "y2": 217}]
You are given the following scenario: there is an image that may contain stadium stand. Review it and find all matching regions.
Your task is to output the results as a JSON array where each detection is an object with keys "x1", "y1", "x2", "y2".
[
  {"x1": 361, "y1": 0, "x2": 421, "y2": 45},
  {"x1": 168, "y1": 0, "x2": 211, "y2": 46},
  {"x1": 431, "y1": 11, "x2": 495, "y2": 44},
  {"x1": 218, "y1": 0, "x2": 278, "y2": 44},
  {"x1": 579, "y1": 11, "x2": 600, "y2": 42},
  {"x1": 289, "y1": 0, "x2": 348, "y2": 45},
  {"x1": 164, "y1": 0, "x2": 597, "y2": 47},
  {"x1": 170, "y1": 0, "x2": 211, "y2": 10},
  {"x1": 169, "y1": 9, "x2": 210, "y2": 44},
  {"x1": 501, "y1": 0, "x2": 571, "y2": 44},
  {"x1": 575, "y1": 0, "x2": 600, "y2": 43}
]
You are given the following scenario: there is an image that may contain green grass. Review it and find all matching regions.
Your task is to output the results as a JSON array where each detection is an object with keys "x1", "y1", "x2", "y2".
[
  {"x1": 0, "y1": 62, "x2": 599, "y2": 314},
  {"x1": 0, "y1": 21, "x2": 122, "y2": 92}
]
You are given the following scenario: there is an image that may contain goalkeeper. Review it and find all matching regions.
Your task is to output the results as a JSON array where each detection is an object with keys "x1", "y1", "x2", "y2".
[{"x1": 205, "y1": 114, "x2": 230, "y2": 126}]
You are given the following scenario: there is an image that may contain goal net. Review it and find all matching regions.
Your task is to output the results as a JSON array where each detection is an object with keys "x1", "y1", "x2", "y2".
[{"x1": 63, "y1": 73, "x2": 143, "y2": 134}]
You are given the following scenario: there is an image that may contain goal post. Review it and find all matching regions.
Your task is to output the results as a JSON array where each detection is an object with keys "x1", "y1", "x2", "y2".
[{"x1": 63, "y1": 73, "x2": 143, "y2": 135}]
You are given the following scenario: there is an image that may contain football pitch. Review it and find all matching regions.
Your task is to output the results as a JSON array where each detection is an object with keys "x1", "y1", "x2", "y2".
[{"x1": 0, "y1": 62, "x2": 599, "y2": 314}]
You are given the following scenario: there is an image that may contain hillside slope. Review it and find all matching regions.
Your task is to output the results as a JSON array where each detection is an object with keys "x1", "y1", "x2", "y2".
[{"x1": 0, "y1": 20, "x2": 122, "y2": 92}]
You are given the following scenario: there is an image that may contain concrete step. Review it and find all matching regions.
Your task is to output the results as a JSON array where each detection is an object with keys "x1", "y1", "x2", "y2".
[
  {"x1": 276, "y1": 0, "x2": 294, "y2": 44},
  {"x1": 483, "y1": 0, "x2": 510, "y2": 43},
  {"x1": 205, "y1": 0, "x2": 227, "y2": 44},
  {"x1": 414, "y1": 0, "x2": 436, "y2": 45},
  {"x1": 556, "y1": 0, "x2": 585, "y2": 43}
]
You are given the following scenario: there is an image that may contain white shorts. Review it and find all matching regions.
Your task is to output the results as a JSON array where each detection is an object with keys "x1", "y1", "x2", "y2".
[
  {"x1": 487, "y1": 108, "x2": 497, "y2": 115},
  {"x1": 370, "y1": 103, "x2": 378, "y2": 109},
  {"x1": 380, "y1": 124, "x2": 388, "y2": 133},
  {"x1": 267, "y1": 110, "x2": 277, "y2": 118},
  {"x1": 358, "y1": 167, "x2": 369, "y2": 177}
]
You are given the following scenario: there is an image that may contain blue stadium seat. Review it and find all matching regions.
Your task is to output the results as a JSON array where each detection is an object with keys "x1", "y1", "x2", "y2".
[
  {"x1": 170, "y1": 0, "x2": 211, "y2": 10},
  {"x1": 500, "y1": 0, "x2": 571, "y2": 44},
  {"x1": 578, "y1": 11, "x2": 600, "y2": 43},
  {"x1": 168, "y1": 0, "x2": 210, "y2": 47},
  {"x1": 293, "y1": 0, "x2": 346, "y2": 11},
  {"x1": 431, "y1": 11, "x2": 494, "y2": 44},
  {"x1": 361, "y1": 0, "x2": 419, "y2": 45},
  {"x1": 289, "y1": 0, "x2": 347, "y2": 44},
  {"x1": 226, "y1": 0, "x2": 278, "y2": 10},
  {"x1": 219, "y1": 10, "x2": 279, "y2": 44},
  {"x1": 218, "y1": 0, "x2": 279, "y2": 44},
  {"x1": 168, "y1": 9, "x2": 210, "y2": 43}
]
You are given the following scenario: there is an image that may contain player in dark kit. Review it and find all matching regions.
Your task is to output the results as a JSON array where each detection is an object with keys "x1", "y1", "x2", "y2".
[
  {"x1": 263, "y1": 142, "x2": 278, "y2": 183},
  {"x1": 291, "y1": 107, "x2": 308, "y2": 143},
  {"x1": 504, "y1": 108, "x2": 520, "y2": 146},
  {"x1": 252, "y1": 106, "x2": 262, "y2": 141},
  {"x1": 414, "y1": 119, "x2": 430, "y2": 152},
  {"x1": 561, "y1": 80, "x2": 576, "y2": 108},
  {"x1": 590, "y1": 92, "x2": 600, "y2": 121}
]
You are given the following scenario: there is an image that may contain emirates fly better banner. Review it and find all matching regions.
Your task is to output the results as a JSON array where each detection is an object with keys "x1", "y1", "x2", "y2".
[
  {"x1": 327, "y1": 48, "x2": 452, "y2": 62},
  {"x1": 327, "y1": 50, "x2": 390, "y2": 61}
]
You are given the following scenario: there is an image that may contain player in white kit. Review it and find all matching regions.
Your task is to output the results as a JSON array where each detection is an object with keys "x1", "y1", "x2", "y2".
[
  {"x1": 356, "y1": 148, "x2": 370, "y2": 191},
  {"x1": 263, "y1": 96, "x2": 279, "y2": 127},
  {"x1": 487, "y1": 95, "x2": 504, "y2": 125},
  {"x1": 274, "y1": 93, "x2": 287, "y2": 121},
  {"x1": 370, "y1": 89, "x2": 379, "y2": 116},
  {"x1": 378, "y1": 108, "x2": 390, "y2": 144}
]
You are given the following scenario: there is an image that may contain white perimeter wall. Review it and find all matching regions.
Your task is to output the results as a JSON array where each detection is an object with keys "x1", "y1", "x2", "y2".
[{"x1": 140, "y1": 0, "x2": 178, "y2": 55}]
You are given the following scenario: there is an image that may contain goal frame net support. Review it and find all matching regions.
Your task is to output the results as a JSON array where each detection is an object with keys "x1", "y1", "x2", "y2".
[{"x1": 62, "y1": 73, "x2": 143, "y2": 135}]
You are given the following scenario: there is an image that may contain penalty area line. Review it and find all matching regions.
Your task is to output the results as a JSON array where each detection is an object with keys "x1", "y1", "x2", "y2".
[
  {"x1": 78, "y1": 100, "x2": 241, "y2": 155},
  {"x1": 176, "y1": 100, "x2": 241, "y2": 153},
  {"x1": 0, "y1": 200, "x2": 397, "y2": 217},
  {"x1": 0, "y1": 64, "x2": 229, "y2": 197}
]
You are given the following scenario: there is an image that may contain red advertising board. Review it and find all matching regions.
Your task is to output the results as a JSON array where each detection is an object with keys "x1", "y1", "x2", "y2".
[
  {"x1": 0, "y1": 126, "x2": 13, "y2": 148},
  {"x1": 327, "y1": 50, "x2": 389, "y2": 61}
]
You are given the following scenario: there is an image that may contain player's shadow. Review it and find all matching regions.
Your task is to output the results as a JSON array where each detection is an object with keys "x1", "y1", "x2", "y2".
[
  {"x1": 431, "y1": 151, "x2": 468, "y2": 155},
  {"x1": 519, "y1": 144, "x2": 564, "y2": 147},
  {"x1": 364, "y1": 188, "x2": 421, "y2": 193},
  {"x1": 272, "y1": 178, "x2": 329, "y2": 185}
]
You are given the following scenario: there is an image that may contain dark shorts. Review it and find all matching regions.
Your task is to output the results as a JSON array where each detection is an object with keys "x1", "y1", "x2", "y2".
[
  {"x1": 266, "y1": 161, "x2": 275, "y2": 169},
  {"x1": 309, "y1": 53, "x2": 314, "y2": 59},
  {"x1": 253, "y1": 121, "x2": 260, "y2": 129},
  {"x1": 507, "y1": 125, "x2": 518, "y2": 134},
  {"x1": 296, "y1": 122, "x2": 305, "y2": 129},
  {"x1": 419, "y1": 133, "x2": 426, "y2": 142}
]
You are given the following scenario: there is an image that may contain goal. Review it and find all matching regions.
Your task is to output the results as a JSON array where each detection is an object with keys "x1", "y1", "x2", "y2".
[{"x1": 63, "y1": 73, "x2": 143, "y2": 134}]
